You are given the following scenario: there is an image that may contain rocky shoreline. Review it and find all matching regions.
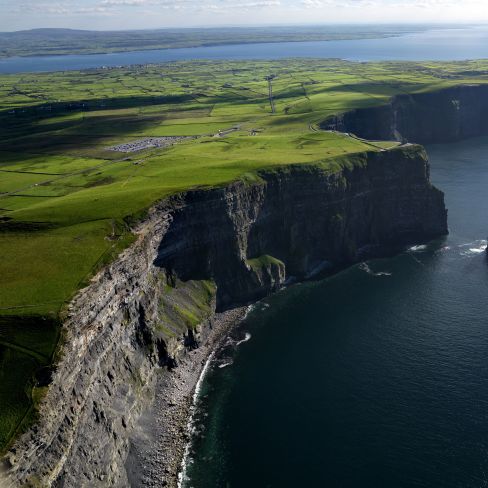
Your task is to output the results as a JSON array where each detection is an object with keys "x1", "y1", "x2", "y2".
[{"x1": 126, "y1": 306, "x2": 250, "y2": 488}]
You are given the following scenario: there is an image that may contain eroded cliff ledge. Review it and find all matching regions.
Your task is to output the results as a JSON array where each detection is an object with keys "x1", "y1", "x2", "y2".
[
  {"x1": 321, "y1": 84, "x2": 488, "y2": 144},
  {"x1": 3, "y1": 145, "x2": 447, "y2": 487}
]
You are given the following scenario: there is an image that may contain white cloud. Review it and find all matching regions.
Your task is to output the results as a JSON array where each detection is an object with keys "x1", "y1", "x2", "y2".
[
  {"x1": 2, "y1": 0, "x2": 488, "y2": 28},
  {"x1": 101, "y1": 0, "x2": 154, "y2": 5},
  {"x1": 12, "y1": 1, "x2": 111, "y2": 14},
  {"x1": 100, "y1": 0, "x2": 281, "y2": 10}
]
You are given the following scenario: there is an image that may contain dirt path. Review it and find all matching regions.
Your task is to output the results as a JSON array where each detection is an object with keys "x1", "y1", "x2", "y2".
[{"x1": 268, "y1": 77, "x2": 276, "y2": 114}]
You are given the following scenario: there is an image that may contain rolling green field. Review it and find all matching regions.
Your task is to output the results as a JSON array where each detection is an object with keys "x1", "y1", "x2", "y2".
[{"x1": 1, "y1": 58, "x2": 488, "y2": 451}]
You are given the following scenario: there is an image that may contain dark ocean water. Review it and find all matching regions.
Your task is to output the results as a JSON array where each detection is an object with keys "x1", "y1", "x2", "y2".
[
  {"x1": 183, "y1": 137, "x2": 488, "y2": 487},
  {"x1": 2, "y1": 26, "x2": 488, "y2": 74}
]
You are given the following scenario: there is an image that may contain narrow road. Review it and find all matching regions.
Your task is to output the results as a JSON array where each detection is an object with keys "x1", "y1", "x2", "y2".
[{"x1": 267, "y1": 77, "x2": 276, "y2": 114}]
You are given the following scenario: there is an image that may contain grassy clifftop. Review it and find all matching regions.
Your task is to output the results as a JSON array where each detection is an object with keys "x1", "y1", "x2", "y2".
[
  {"x1": 1, "y1": 58, "x2": 488, "y2": 450},
  {"x1": 3, "y1": 59, "x2": 488, "y2": 315}
]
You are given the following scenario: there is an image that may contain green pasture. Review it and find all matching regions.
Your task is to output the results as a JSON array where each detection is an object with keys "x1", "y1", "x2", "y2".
[{"x1": 1, "y1": 58, "x2": 488, "y2": 451}]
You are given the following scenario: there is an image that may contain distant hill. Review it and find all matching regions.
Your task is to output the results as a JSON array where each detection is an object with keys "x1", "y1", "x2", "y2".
[{"x1": 0, "y1": 25, "x2": 432, "y2": 58}]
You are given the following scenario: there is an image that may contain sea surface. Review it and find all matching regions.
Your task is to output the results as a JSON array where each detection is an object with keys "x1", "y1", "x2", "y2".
[
  {"x1": 183, "y1": 137, "x2": 488, "y2": 487},
  {"x1": 2, "y1": 25, "x2": 488, "y2": 74}
]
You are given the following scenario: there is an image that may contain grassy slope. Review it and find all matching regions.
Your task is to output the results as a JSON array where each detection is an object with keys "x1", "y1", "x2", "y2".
[{"x1": 1, "y1": 58, "x2": 488, "y2": 450}]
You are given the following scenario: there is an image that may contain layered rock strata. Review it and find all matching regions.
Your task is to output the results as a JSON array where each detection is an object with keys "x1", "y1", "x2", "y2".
[
  {"x1": 3, "y1": 145, "x2": 447, "y2": 487},
  {"x1": 321, "y1": 84, "x2": 488, "y2": 143}
]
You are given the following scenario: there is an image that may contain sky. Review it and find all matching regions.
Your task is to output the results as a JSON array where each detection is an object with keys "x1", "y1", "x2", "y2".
[{"x1": 0, "y1": 0, "x2": 487, "y2": 31}]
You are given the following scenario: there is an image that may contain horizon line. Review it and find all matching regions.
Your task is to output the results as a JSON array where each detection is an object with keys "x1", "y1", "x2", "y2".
[{"x1": 1, "y1": 22, "x2": 487, "y2": 34}]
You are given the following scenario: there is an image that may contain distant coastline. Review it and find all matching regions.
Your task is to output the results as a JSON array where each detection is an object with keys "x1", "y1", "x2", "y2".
[
  {"x1": 1, "y1": 25, "x2": 486, "y2": 74},
  {"x1": 0, "y1": 33, "x2": 400, "y2": 60},
  {"x1": 0, "y1": 24, "x2": 434, "y2": 59}
]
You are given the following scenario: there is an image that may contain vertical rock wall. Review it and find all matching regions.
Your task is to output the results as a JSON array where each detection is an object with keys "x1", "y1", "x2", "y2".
[{"x1": 3, "y1": 145, "x2": 447, "y2": 487}]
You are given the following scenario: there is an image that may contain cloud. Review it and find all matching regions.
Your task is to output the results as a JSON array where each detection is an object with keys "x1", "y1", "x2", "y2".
[
  {"x1": 101, "y1": 0, "x2": 151, "y2": 5},
  {"x1": 12, "y1": 1, "x2": 111, "y2": 15},
  {"x1": 10, "y1": 0, "x2": 284, "y2": 19},
  {"x1": 204, "y1": 1, "x2": 281, "y2": 10},
  {"x1": 100, "y1": 0, "x2": 281, "y2": 9},
  {"x1": 300, "y1": 0, "x2": 486, "y2": 6},
  {"x1": 4, "y1": 0, "x2": 488, "y2": 25}
]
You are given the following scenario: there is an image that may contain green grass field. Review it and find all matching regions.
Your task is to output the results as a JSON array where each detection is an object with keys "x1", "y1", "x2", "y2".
[{"x1": 1, "y1": 58, "x2": 488, "y2": 451}]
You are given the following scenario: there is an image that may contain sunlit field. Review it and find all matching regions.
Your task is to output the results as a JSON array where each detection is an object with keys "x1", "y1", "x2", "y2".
[{"x1": 1, "y1": 58, "x2": 488, "y2": 450}]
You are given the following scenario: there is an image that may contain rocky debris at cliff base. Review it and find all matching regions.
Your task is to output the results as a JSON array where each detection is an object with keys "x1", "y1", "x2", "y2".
[{"x1": 126, "y1": 306, "x2": 249, "y2": 488}]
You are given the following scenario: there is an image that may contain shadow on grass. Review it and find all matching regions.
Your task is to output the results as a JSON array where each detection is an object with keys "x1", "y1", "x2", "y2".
[{"x1": 0, "y1": 315, "x2": 60, "y2": 452}]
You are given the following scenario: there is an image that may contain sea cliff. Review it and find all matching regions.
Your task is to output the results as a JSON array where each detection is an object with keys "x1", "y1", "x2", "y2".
[
  {"x1": 321, "y1": 84, "x2": 488, "y2": 143},
  {"x1": 3, "y1": 145, "x2": 447, "y2": 487}
]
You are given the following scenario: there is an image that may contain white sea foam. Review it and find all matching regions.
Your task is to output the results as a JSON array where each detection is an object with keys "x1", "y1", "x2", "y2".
[
  {"x1": 177, "y1": 306, "x2": 253, "y2": 486},
  {"x1": 218, "y1": 361, "x2": 233, "y2": 369},
  {"x1": 459, "y1": 239, "x2": 487, "y2": 248},
  {"x1": 359, "y1": 262, "x2": 392, "y2": 277},
  {"x1": 437, "y1": 246, "x2": 451, "y2": 253},
  {"x1": 236, "y1": 332, "x2": 252, "y2": 346},
  {"x1": 177, "y1": 351, "x2": 215, "y2": 488},
  {"x1": 459, "y1": 240, "x2": 487, "y2": 256},
  {"x1": 409, "y1": 244, "x2": 428, "y2": 252},
  {"x1": 243, "y1": 304, "x2": 254, "y2": 319}
]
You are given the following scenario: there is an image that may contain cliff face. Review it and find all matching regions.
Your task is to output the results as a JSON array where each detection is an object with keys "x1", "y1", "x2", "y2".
[
  {"x1": 156, "y1": 146, "x2": 447, "y2": 310},
  {"x1": 4, "y1": 146, "x2": 447, "y2": 487},
  {"x1": 321, "y1": 84, "x2": 488, "y2": 144}
]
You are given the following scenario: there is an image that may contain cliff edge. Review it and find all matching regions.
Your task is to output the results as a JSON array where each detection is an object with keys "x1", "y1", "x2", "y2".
[
  {"x1": 321, "y1": 84, "x2": 488, "y2": 144},
  {"x1": 3, "y1": 145, "x2": 447, "y2": 487}
]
